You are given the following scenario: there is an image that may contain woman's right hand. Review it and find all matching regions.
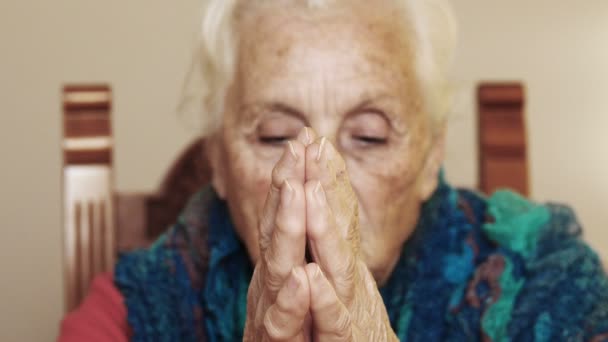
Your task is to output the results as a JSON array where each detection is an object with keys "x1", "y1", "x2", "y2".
[{"x1": 243, "y1": 129, "x2": 314, "y2": 341}]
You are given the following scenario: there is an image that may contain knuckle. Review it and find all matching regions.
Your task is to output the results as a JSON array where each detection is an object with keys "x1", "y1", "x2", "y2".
[
  {"x1": 271, "y1": 166, "x2": 283, "y2": 184},
  {"x1": 258, "y1": 234, "x2": 271, "y2": 253},
  {"x1": 333, "y1": 310, "x2": 352, "y2": 338},
  {"x1": 308, "y1": 220, "x2": 329, "y2": 240},
  {"x1": 314, "y1": 287, "x2": 340, "y2": 312},
  {"x1": 330, "y1": 258, "x2": 357, "y2": 304},
  {"x1": 335, "y1": 263, "x2": 355, "y2": 289},
  {"x1": 307, "y1": 209, "x2": 332, "y2": 240},
  {"x1": 275, "y1": 214, "x2": 304, "y2": 238},
  {"x1": 342, "y1": 253, "x2": 357, "y2": 277},
  {"x1": 264, "y1": 256, "x2": 287, "y2": 291},
  {"x1": 318, "y1": 302, "x2": 351, "y2": 338},
  {"x1": 264, "y1": 245, "x2": 281, "y2": 273},
  {"x1": 271, "y1": 162, "x2": 292, "y2": 186},
  {"x1": 263, "y1": 310, "x2": 291, "y2": 341},
  {"x1": 335, "y1": 280, "x2": 356, "y2": 306},
  {"x1": 275, "y1": 290, "x2": 300, "y2": 317},
  {"x1": 254, "y1": 294, "x2": 268, "y2": 329},
  {"x1": 259, "y1": 209, "x2": 274, "y2": 231}
]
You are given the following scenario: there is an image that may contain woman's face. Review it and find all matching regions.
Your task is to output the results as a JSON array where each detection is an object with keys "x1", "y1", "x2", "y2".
[{"x1": 209, "y1": 2, "x2": 444, "y2": 282}]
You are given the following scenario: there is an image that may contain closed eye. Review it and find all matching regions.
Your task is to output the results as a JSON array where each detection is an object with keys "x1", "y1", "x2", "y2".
[
  {"x1": 353, "y1": 135, "x2": 388, "y2": 146},
  {"x1": 258, "y1": 136, "x2": 293, "y2": 145}
]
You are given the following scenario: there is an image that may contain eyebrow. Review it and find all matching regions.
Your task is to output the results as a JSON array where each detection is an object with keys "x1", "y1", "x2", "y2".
[
  {"x1": 346, "y1": 94, "x2": 406, "y2": 124},
  {"x1": 266, "y1": 102, "x2": 308, "y2": 123},
  {"x1": 345, "y1": 97, "x2": 377, "y2": 116},
  {"x1": 236, "y1": 101, "x2": 309, "y2": 135}
]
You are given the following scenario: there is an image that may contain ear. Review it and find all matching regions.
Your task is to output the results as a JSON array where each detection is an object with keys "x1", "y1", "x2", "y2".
[
  {"x1": 418, "y1": 125, "x2": 446, "y2": 202},
  {"x1": 205, "y1": 133, "x2": 227, "y2": 199}
]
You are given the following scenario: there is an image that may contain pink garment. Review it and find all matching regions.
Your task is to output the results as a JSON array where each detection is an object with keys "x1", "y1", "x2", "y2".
[{"x1": 58, "y1": 273, "x2": 129, "y2": 342}]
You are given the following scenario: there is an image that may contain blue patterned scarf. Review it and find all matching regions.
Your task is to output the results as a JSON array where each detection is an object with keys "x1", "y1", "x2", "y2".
[{"x1": 115, "y1": 180, "x2": 608, "y2": 341}]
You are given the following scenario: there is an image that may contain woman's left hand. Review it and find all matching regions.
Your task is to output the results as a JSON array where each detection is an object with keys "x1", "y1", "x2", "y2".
[{"x1": 301, "y1": 133, "x2": 398, "y2": 341}]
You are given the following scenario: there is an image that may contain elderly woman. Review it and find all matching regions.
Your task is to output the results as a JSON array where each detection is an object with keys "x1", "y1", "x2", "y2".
[{"x1": 59, "y1": 0, "x2": 608, "y2": 341}]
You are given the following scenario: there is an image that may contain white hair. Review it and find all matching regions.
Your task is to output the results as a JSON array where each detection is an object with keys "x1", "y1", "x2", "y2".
[{"x1": 179, "y1": 0, "x2": 458, "y2": 136}]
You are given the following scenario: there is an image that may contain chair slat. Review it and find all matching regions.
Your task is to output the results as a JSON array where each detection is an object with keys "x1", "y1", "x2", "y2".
[
  {"x1": 477, "y1": 82, "x2": 529, "y2": 196},
  {"x1": 62, "y1": 84, "x2": 115, "y2": 312}
]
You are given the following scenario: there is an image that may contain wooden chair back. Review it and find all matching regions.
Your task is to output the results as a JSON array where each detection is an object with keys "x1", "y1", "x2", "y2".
[
  {"x1": 62, "y1": 85, "x2": 116, "y2": 312},
  {"x1": 61, "y1": 84, "x2": 211, "y2": 312},
  {"x1": 477, "y1": 82, "x2": 529, "y2": 196}
]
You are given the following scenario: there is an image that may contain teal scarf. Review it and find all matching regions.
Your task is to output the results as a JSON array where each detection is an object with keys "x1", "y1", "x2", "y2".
[{"x1": 115, "y1": 181, "x2": 608, "y2": 341}]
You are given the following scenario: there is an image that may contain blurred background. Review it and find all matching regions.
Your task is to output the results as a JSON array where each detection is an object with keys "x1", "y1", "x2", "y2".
[{"x1": 0, "y1": 0, "x2": 606, "y2": 340}]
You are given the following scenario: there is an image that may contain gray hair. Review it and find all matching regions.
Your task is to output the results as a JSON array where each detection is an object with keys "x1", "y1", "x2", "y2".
[{"x1": 179, "y1": 0, "x2": 458, "y2": 136}]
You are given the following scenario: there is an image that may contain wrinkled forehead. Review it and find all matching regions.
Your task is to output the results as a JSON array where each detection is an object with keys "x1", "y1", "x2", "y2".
[
  {"x1": 235, "y1": 0, "x2": 416, "y2": 77},
  {"x1": 232, "y1": 1, "x2": 422, "y2": 113}
]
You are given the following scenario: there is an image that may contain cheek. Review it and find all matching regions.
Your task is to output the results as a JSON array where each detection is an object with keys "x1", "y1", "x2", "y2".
[
  {"x1": 222, "y1": 141, "x2": 276, "y2": 261},
  {"x1": 346, "y1": 143, "x2": 425, "y2": 239},
  {"x1": 355, "y1": 125, "x2": 430, "y2": 207},
  {"x1": 348, "y1": 149, "x2": 418, "y2": 210},
  {"x1": 347, "y1": 153, "x2": 424, "y2": 275},
  {"x1": 228, "y1": 149, "x2": 274, "y2": 215}
]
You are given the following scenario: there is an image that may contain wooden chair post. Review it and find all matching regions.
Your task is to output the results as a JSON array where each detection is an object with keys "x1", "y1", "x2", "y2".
[
  {"x1": 477, "y1": 82, "x2": 529, "y2": 196},
  {"x1": 62, "y1": 85, "x2": 115, "y2": 312},
  {"x1": 60, "y1": 85, "x2": 212, "y2": 311}
]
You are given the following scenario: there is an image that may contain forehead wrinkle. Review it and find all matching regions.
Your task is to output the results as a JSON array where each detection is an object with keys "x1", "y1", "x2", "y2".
[
  {"x1": 235, "y1": 2, "x2": 422, "y2": 137},
  {"x1": 322, "y1": 69, "x2": 330, "y2": 121}
]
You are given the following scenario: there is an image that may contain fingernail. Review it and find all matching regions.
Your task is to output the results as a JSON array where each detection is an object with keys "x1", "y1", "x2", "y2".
[
  {"x1": 289, "y1": 268, "x2": 301, "y2": 291},
  {"x1": 314, "y1": 181, "x2": 324, "y2": 203},
  {"x1": 283, "y1": 180, "x2": 294, "y2": 203},
  {"x1": 316, "y1": 137, "x2": 326, "y2": 162},
  {"x1": 314, "y1": 264, "x2": 324, "y2": 279},
  {"x1": 287, "y1": 141, "x2": 298, "y2": 160},
  {"x1": 304, "y1": 127, "x2": 311, "y2": 144}
]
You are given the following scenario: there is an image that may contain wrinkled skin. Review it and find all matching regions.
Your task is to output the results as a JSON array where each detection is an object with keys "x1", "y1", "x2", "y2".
[{"x1": 206, "y1": 1, "x2": 445, "y2": 340}]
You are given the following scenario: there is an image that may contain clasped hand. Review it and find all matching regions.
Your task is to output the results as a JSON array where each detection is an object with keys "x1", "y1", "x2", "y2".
[{"x1": 243, "y1": 128, "x2": 397, "y2": 342}]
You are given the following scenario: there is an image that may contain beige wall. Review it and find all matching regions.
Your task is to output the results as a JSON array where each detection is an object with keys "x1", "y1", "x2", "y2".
[
  {"x1": 445, "y1": 0, "x2": 608, "y2": 261},
  {"x1": 0, "y1": 1, "x2": 200, "y2": 341},
  {"x1": 0, "y1": 1, "x2": 606, "y2": 340}
]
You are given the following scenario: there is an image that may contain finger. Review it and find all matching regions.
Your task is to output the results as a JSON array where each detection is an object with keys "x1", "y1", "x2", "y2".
[
  {"x1": 296, "y1": 127, "x2": 316, "y2": 146},
  {"x1": 259, "y1": 140, "x2": 305, "y2": 253},
  {"x1": 263, "y1": 267, "x2": 310, "y2": 341},
  {"x1": 305, "y1": 137, "x2": 358, "y2": 242},
  {"x1": 305, "y1": 180, "x2": 356, "y2": 305},
  {"x1": 244, "y1": 266, "x2": 264, "y2": 340},
  {"x1": 305, "y1": 263, "x2": 352, "y2": 342},
  {"x1": 247, "y1": 266, "x2": 264, "y2": 322},
  {"x1": 264, "y1": 178, "x2": 306, "y2": 296}
]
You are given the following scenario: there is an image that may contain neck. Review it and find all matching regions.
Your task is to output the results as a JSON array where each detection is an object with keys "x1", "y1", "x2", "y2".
[{"x1": 372, "y1": 246, "x2": 403, "y2": 287}]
